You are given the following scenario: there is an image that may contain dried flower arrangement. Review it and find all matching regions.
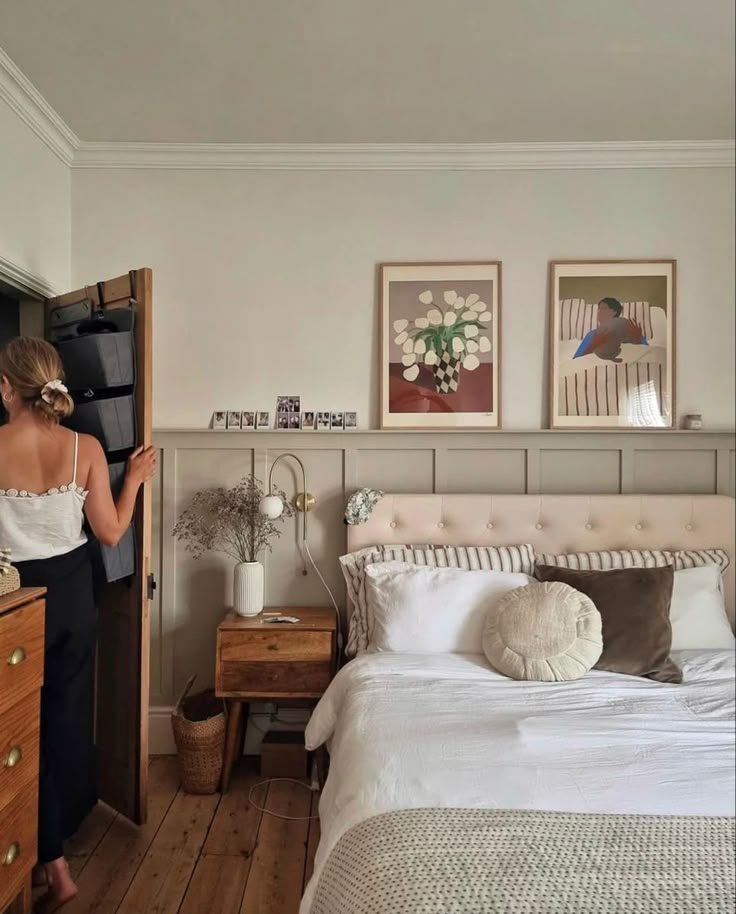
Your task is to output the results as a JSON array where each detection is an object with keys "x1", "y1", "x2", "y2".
[{"x1": 173, "y1": 475, "x2": 294, "y2": 564}]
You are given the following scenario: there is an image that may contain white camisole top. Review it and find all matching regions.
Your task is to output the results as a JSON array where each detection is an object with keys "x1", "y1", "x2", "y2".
[{"x1": 0, "y1": 432, "x2": 88, "y2": 562}]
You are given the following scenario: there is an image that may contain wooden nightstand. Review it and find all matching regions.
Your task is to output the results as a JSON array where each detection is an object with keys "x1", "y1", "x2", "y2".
[{"x1": 215, "y1": 607, "x2": 337, "y2": 791}]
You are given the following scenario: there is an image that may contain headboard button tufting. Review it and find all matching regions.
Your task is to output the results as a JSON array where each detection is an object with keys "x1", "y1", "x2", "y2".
[
  {"x1": 487, "y1": 523, "x2": 494, "y2": 530},
  {"x1": 585, "y1": 523, "x2": 593, "y2": 530},
  {"x1": 685, "y1": 524, "x2": 693, "y2": 531},
  {"x1": 438, "y1": 522, "x2": 444, "y2": 529},
  {"x1": 390, "y1": 522, "x2": 397, "y2": 529},
  {"x1": 635, "y1": 523, "x2": 643, "y2": 530},
  {"x1": 535, "y1": 523, "x2": 543, "y2": 530}
]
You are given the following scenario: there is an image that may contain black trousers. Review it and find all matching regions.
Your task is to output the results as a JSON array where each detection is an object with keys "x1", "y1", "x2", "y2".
[{"x1": 16, "y1": 544, "x2": 98, "y2": 863}]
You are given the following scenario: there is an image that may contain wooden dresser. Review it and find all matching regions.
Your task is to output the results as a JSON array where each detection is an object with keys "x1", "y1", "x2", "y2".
[{"x1": 0, "y1": 588, "x2": 45, "y2": 914}]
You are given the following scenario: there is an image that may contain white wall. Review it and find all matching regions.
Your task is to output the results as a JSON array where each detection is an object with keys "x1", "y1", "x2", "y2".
[
  {"x1": 71, "y1": 166, "x2": 735, "y2": 429},
  {"x1": 0, "y1": 99, "x2": 70, "y2": 291}
]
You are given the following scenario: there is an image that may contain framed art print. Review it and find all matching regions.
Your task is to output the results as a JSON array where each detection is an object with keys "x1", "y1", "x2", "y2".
[
  {"x1": 380, "y1": 262, "x2": 501, "y2": 428},
  {"x1": 549, "y1": 260, "x2": 675, "y2": 429}
]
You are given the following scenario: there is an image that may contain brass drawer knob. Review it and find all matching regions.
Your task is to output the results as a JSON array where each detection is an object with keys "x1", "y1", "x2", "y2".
[
  {"x1": 4, "y1": 746, "x2": 22, "y2": 768},
  {"x1": 2, "y1": 842, "x2": 19, "y2": 867},
  {"x1": 7, "y1": 646, "x2": 26, "y2": 666}
]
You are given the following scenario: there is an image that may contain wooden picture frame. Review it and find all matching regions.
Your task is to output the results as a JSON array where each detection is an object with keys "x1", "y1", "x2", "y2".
[
  {"x1": 548, "y1": 260, "x2": 676, "y2": 429},
  {"x1": 380, "y1": 262, "x2": 501, "y2": 429}
]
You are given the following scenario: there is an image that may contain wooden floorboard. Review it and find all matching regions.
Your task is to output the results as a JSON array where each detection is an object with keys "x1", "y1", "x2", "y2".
[
  {"x1": 24, "y1": 758, "x2": 321, "y2": 914},
  {"x1": 65, "y1": 802, "x2": 118, "y2": 879},
  {"x1": 115, "y1": 788, "x2": 221, "y2": 914},
  {"x1": 239, "y1": 779, "x2": 312, "y2": 914},
  {"x1": 64, "y1": 757, "x2": 180, "y2": 914},
  {"x1": 178, "y1": 855, "x2": 251, "y2": 914}
]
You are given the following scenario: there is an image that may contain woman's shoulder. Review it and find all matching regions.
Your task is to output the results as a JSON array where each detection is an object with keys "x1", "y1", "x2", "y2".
[{"x1": 76, "y1": 432, "x2": 105, "y2": 459}]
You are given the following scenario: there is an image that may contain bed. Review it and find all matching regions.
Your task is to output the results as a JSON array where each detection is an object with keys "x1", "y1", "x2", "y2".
[{"x1": 301, "y1": 495, "x2": 736, "y2": 914}]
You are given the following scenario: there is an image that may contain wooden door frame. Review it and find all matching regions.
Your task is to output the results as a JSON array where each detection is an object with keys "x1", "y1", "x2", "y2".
[{"x1": 44, "y1": 268, "x2": 153, "y2": 824}]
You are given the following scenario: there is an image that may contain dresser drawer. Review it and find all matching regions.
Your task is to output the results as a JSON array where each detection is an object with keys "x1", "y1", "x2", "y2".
[
  {"x1": 0, "y1": 692, "x2": 40, "y2": 817},
  {"x1": 218, "y1": 659, "x2": 332, "y2": 696},
  {"x1": 0, "y1": 600, "x2": 44, "y2": 717},
  {"x1": 0, "y1": 784, "x2": 37, "y2": 908}
]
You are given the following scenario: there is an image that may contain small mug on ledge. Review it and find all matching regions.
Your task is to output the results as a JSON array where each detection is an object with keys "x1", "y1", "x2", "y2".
[{"x1": 683, "y1": 414, "x2": 703, "y2": 430}]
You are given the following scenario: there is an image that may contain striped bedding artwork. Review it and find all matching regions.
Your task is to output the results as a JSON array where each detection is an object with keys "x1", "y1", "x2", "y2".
[
  {"x1": 561, "y1": 359, "x2": 665, "y2": 419},
  {"x1": 559, "y1": 299, "x2": 655, "y2": 342}
]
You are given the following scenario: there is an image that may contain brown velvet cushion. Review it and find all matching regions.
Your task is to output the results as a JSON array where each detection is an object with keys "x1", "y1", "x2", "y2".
[{"x1": 535, "y1": 564, "x2": 681, "y2": 683}]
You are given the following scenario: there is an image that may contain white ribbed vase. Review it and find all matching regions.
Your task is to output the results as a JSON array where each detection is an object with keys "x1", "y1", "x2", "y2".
[{"x1": 233, "y1": 562, "x2": 264, "y2": 616}]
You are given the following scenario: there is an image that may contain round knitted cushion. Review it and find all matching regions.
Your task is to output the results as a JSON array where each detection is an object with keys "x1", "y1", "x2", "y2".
[{"x1": 482, "y1": 581, "x2": 603, "y2": 681}]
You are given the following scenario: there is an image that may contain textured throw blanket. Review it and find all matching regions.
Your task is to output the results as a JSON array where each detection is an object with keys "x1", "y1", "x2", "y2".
[{"x1": 310, "y1": 808, "x2": 735, "y2": 914}]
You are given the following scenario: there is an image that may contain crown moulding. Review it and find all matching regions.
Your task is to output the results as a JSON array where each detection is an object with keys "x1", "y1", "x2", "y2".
[
  {"x1": 1, "y1": 48, "x2": 734, "y2": 171},
  {"x1": 70, "y1": 140, "x2": 736, "y2": 170}
]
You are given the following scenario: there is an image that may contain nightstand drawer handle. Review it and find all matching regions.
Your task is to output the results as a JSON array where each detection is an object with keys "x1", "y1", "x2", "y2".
[
  {"x1": 2, "y1": 842, "x2": 20, "y2": 867},
  {"x1": 7, "y1": 646, "x2": 26, "y2": 666},
  {"x1": 4, "y1": 746, "x2": 22, "y2": 768}
]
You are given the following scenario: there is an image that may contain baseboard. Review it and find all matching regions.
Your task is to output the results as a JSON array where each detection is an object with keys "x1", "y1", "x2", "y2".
[{"x1": 149, "y1": 705, "x2": 177, "y2": 754}]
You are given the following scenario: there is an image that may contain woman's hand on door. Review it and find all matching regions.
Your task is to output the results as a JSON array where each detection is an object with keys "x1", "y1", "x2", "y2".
[{"x1": 126, "y1": 446, "x2": 157, "y2": 486}]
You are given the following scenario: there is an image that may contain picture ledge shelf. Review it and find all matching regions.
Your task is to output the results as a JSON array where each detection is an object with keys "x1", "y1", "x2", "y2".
[{"x1": 155, "y1": 428, "x2": 736, "y2": 438}]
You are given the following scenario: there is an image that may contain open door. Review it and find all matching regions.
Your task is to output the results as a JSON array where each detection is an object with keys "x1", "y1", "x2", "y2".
[{"x1": 45, "y1": 269, "x2": 153, "y2": 824}]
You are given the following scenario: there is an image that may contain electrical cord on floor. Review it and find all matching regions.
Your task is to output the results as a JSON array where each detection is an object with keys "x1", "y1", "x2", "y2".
[
  {"x1": 304, "y1": 540, "x2": 344, "y2": 666},
  {"x1": 248, "y1": 777, "x2": 320, "y2": 820}
]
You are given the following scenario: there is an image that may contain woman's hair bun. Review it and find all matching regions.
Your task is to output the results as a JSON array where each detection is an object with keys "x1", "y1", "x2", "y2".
[{"x1": 0, "y1": 336, "x2": 74, "y2": 424}]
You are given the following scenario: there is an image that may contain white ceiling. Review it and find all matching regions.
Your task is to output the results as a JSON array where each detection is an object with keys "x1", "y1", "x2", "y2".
[{"x1": 0, "y1": 0, "x2": 733, "y2": 145}]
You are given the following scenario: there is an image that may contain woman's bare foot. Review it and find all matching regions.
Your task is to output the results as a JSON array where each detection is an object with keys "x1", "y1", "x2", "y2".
[{"x1": 34, "y1": 856, "x2": 78, "y2": 913}]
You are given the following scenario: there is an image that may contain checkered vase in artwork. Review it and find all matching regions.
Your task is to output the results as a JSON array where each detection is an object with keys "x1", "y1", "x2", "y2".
[{"x1": 433, "y1": 348, "x2": 461, "y2": 393}]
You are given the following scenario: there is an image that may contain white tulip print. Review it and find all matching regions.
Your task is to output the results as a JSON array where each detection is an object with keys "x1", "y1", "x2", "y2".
[{"x1": 395, "y1": 286, "x2": 493, "y2": 386}]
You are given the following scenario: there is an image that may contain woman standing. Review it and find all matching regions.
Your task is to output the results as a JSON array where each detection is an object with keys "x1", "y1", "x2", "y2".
[{"x1": 0, "y1": 337, "x2": 156, "y2": 913}]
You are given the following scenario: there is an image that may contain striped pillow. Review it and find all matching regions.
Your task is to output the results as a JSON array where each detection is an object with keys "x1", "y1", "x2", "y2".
[
  {"x1": 536, "y1": 548, "x2": 730, "y2": 575},
  {"x1": 340, "y1": 544, "x2": 536, "y2": 655},
  {"x1": 536, "y1": 549, "x2": 675, "y2": 571},
  {"x1": 674, "y1": 549, "x2": 730, "y2": 574}
]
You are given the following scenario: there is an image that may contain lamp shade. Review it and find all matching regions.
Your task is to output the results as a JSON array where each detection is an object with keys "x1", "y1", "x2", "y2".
[{"x1": 259, "y1": 494, "x2": 285, "y2": 519}]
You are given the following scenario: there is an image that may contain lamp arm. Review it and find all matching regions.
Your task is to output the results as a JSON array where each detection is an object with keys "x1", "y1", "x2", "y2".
[{"x1": 267, "y1": 452, "x2": 309, "y2": 554}]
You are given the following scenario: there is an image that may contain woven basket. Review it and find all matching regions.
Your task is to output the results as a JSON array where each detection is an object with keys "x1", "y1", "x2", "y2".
[
  {"x1": 171, "y1": 675, "x2": 226, "y2": 794},
  {"x1": 0, "y1": 567, "x2": 21, "y2": 598}
]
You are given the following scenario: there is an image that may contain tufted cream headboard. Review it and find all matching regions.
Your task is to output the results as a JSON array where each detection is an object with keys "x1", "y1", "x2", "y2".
[{"x1": 347, "y1": 495, "x2": 736, "y2": 625}]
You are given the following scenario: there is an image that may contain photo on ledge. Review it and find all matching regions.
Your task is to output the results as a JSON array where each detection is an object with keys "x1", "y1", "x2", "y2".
[
  {"x1": 380, "y1": 262, "x2": 501, "y2": 429},
  {"x1": 256, "y1": 411, "x2": 270, "y2": 429},
  {"x1": 212, "y1": 411, "x2": 226, "y2": 429},
  {"x1": 226, "y1": 411, "x2": 241, "y2": 430},
  {"x1": 548, "y1": 261, "x2": 675, "y2": 429}
]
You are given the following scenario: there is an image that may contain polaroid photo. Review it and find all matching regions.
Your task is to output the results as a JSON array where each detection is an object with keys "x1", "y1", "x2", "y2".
[
  {"x1": 241, "y1": 411, "x2": 255, "y2": 429},
  {"x1": 331, "y1": 411, "x2": 344, "y2": 430},
  {"x1": 212, "y1": 411, "x2": 227, "y2": 429},
  {"x1": 301, "y1": 411, "x2": 316, "y2": 430},
  {"x1": 277, "y1": 395, "x2": 300, "y2": 414},
  {"x1": 317, "y1": 411, "x2": 331, "y2": 431},
  {"x1": 288, "y1": 413, "x2": 301, "y2": 429},
  {"x1": 257, "y1": 411, "x2": 270, "y2": 429},
  {"x1": 227, "y1": 411, "x2": 242, "y2": 430},
  {"x1": 277, "y1": 414, "x2": 289, "y2": 430},
  {"x1": 344, "y1": 411, "x2": 357, "y2": 429}
]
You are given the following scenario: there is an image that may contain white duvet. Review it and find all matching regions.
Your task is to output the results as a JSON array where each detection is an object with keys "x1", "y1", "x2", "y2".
[{"x1": 301, "y1": 650, "x2": 736, "y2": 913}]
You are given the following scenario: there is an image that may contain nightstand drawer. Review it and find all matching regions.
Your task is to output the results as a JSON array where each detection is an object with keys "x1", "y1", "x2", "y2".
[
  {"x1": 0, "y1": 692, "x2": 40, "y2": 816},
  {"x1": 219, "y1": 659, "x2": 332, "y2": 696},
  {"x1": 220, "y1": 629, "x2": 332, "y2": 663}
]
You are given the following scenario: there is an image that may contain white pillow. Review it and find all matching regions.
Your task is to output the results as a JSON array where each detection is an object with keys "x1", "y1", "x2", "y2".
[
  {"x1": 669, "y1": 565, "x2": 735, "y2": 650},
  {"x1": 364, "y1": 562, "x2": 533, "y2": 653}
]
